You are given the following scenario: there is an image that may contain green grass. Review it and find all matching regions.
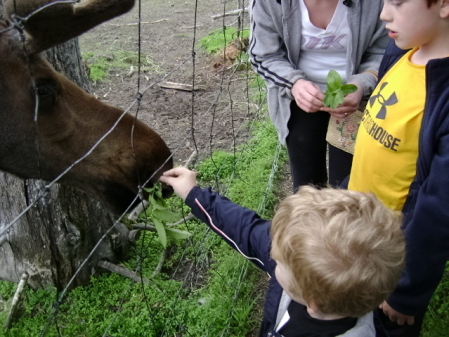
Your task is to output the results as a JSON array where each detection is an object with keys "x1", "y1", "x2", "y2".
[
  {"x1": 197, "y1": 27, "x2": 250, "y2": 55},
  {"x1": 82, "y1": 50, "x2": 162, "y2": 82},
  {"x1": 422, "y1": 263, "x2": 449, "y2": 337}
]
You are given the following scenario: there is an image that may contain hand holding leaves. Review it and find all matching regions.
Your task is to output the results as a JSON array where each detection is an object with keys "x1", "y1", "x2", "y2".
[
  {"x1": 323, "y1": 70, "x2": 358, "y2": 109},
  {"x1": 142, "y1": 182, "x2": 192, "y2": 248}
]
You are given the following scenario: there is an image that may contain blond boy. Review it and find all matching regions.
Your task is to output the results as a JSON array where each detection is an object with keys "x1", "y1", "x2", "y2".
[{"x1": 161, "y1": 167, "x2": 405, "y2": 337}]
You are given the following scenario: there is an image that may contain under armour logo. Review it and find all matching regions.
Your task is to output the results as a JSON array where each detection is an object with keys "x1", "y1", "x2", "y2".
[{"x1": 369, "y1": 82, "x2": 398, "y2": 120}]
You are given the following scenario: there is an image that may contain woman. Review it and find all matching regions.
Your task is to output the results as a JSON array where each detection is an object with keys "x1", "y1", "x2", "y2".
[{"x1": 248, "y1": 0, "x2": 388, "y2": 189}]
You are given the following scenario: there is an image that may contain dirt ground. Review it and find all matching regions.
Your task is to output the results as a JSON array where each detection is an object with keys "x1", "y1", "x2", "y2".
[{"x1": 79, "y1": 0, "x2": 254, "y2": 166}]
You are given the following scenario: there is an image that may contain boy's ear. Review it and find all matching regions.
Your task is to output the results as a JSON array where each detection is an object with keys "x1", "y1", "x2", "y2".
[
  {"x1": 440, "y1": 0, "x2": 449, "y2": 19},
  {"x1": 307, "y1": 300, "x2": 321, "y2": 314}
]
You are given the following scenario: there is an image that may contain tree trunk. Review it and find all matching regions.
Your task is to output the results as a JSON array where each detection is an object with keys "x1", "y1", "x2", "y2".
[{"x1": 0, "y1": 5, "x2": 132, "y2": 290}]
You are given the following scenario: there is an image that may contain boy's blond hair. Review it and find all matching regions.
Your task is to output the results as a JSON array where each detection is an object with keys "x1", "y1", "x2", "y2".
[{"x1": 270, "y1": 186, "x2": 405, "y2": 317}]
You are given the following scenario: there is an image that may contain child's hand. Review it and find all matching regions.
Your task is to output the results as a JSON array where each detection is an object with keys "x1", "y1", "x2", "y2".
[
  {"x1": 379, "y1": 300, "x2": 415, "y2": 326},
  {"x1": 160, "y1": 167, "x2": 197, "y2": 201}
]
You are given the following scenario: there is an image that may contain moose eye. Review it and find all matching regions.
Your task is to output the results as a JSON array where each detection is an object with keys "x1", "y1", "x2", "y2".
[
  {"x1": 35, "y1": 80, "x2": 56, "y2": 97},
  {"x1": 36, "y1": 84, "x2": 51, "y2": 96},
  {"x1": 34, "y1": 80, "x2": 58, "y2": 108}
]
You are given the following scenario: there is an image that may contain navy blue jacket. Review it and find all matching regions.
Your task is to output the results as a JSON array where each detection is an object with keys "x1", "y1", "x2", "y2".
[
  {"x1": 185, "y1": 186, "x2": 282, "y2": 335},
  {"x1": 360, "y1": 40, "x2": 449, "y2": 316}
]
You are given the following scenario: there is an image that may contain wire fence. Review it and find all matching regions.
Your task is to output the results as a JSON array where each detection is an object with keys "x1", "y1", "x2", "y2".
[{"x1": 0, "y1": 0, "x2": 287, "y2": 335}]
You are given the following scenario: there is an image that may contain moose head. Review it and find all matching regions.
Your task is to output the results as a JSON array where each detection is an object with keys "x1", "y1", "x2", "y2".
[{"x1": 0, "y1": 0, "x2": 173, "y2": 214}]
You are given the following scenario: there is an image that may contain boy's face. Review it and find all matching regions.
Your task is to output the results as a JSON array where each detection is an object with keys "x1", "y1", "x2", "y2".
[
  {"x1": 380, "y1": 0, "x2": 444, "y2": 50},
  {"x1": 275, "y1": 262, "x2": 308, "y2": 306}
]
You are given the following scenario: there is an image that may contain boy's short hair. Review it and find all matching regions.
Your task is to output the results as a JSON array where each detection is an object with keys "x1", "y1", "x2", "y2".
[
  {"x1": 427, "y1": 0, "x2": 439, "y2": 7},
  {"x1": 270, "y1": 186, "x2": 405, "y2": 317}
]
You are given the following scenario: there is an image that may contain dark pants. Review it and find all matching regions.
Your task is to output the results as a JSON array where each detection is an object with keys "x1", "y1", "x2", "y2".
[
  {"x1": 374, "y1": 307, "x2": 426, "y2": 337},
  {"x1": 286, "y1": 102, "x2": 353, "y2": 191}
]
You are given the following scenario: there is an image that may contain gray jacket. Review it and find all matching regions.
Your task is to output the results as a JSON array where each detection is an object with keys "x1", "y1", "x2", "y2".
[
  {"x1": 276, "y1": 291, "x2": 376, "y2": 337},
  {"x1": 248, "y1": 0, "x2": 389, "y2": 145}
]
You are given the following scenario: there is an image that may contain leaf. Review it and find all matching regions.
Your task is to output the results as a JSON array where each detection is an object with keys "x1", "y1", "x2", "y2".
[
  {"x1": 153, "y1": 208, "x2": 181, "y2": 223},
  {"x1": 326, "y1": 70, "x2": 342, "y2": 92},
  {"x1": 149, "y1": 195, "x2": 167, "y2": 210},
  {"x1": 323, "y1": 90, "x2": 334, "y2": 109},
  {"x1": 154, "y1": 183, "x2": 163, "y2": 199},
  {"x1": 340, "y1": 84, "x2": 358, "y2": 96},
  {"x1": 145, "y1": 183, "x2": 164, "y2": 200},
  {"x1": 335, "y1": 90, "x2": 344, "y2": 106},
  {"x1": 153, "y1": 218, "x2": 167, "y2": 248},
  {"x1": 324, "y1": 91, "x2": 343, "y2": 110},
  {"x1": 323, "y1": 70, "x2": 358, "y2": 109},
  {"x1": 165, "y1": 227, "x2": 192, "y2": 244}
]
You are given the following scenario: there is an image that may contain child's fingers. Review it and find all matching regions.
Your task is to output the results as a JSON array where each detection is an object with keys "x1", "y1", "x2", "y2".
[
  {"x1": 159, "y1": 175, "x2": 172, "y2": 184},
  {"x1": 163, "y1": 167, "x2": 187, "y2": 177}
]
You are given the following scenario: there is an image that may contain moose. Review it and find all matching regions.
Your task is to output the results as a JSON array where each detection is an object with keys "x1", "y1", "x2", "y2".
[{"x1": 0, "y1": 0, "x2": 173, "y2": 215}]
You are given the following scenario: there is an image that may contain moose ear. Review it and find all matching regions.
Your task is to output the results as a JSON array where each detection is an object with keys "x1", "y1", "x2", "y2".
[{"x1": 4, "y1": 0, "x2": 135, "y2": 54}]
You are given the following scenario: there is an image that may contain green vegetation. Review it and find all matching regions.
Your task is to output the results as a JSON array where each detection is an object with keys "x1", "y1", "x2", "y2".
[
  {"x1": 197, "y1": 26, "x2": 250, "y2": 55},
  {"x1": 422, "y1": 263, "x2": 449, "y2": 337},
  {"x1": 139, "y1": 183, "x2": 191, "y2": 248},
  {"x1": 82, "y1": 50, "x2": 162, "y2": 82},
  {"x1": 323, "y1": 70, "x2": 358, "y2": 109}
]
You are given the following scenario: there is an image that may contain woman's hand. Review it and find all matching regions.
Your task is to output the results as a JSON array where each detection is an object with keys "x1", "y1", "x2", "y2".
[{"x1": 291, "y1": 79, "x2": 325, "y2": 113}]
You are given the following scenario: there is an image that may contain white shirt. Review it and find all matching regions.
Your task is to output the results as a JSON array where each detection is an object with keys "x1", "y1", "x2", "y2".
[{"x1": 298, "y1": 0, "x2": 349, "y2": 91}]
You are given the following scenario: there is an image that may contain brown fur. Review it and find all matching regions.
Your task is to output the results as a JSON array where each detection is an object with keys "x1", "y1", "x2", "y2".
[{"x1": 0, "y1": 0, "x2": 173, "y2": 214}]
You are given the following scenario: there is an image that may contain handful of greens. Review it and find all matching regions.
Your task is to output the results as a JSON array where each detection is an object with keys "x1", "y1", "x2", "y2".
[
  {"x1": 141, "y1": 182, "x2": 191, "y2": 247},
  {"x1": 323, "y1": 70, "x2": 358, "y2": 109}
]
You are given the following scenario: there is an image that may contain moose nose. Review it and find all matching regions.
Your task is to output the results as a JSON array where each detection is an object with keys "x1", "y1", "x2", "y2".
[{"x1": 161, "y1": 182, "x2": 174, "y2": 198}]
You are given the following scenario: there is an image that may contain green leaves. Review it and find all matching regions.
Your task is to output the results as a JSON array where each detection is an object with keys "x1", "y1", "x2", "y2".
[
  {"x1": 143, "y1": 183, "x2": 192, "y2": 247},
  {"x1": 323, "y1": 70, "x2": 358, "y2": 109}
]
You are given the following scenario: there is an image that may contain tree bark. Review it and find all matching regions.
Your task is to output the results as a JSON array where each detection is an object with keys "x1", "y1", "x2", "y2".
[{"x1": 0, "y1": 5, "x2": 131, "y2": 290}]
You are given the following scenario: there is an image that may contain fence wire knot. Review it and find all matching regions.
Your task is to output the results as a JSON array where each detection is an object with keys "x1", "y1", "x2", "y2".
[
  {"x1": 9, "y1": 14, "x2": 26, "y2": 33},
  {"x1": 137, "y1": 185, "x2": 145, "y2": 201}
]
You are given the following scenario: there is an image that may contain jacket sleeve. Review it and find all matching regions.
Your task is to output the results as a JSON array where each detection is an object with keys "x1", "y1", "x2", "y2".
[
  {"x1": 185, "y1": 186, "x2": 275, "y2": 275},
  {"x1": 248, "y1": 0, "x2": 306, "y2": 100}
]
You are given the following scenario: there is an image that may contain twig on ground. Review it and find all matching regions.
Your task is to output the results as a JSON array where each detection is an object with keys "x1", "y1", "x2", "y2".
[
  {"x1": 103, "y1": 86, "x2": 112, "y2": 98},
  {"x1": 212, "y1": 8, "x2": 248, "y2": 20},
  {"x1": 97, "y1": 261, "x2": 156, "y2": 287},
  {"x1": 184, "y1": 150, "x2": 198, "y2": 168},
  {"x1": 167, "y1": 213, "x2": 195, "y2": 226},
  {"x1": 4, "y1": 272, "x2": 28, "y2": 330},
  {"x1": 132, "y1": 223, "x2": 157, "y2": 232},
  {"x1": 159, "y1": 81, "x2": 203, "y2": 92},
  {"x1": 106, "y1": 19, "x2": 167, "y2": 26},
  {"x1": 127, "y1": 66, "x2": 135, "y2": 77},
  {"x1": 127, "y1": 200, "x2": 149, "y2": 222}
]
